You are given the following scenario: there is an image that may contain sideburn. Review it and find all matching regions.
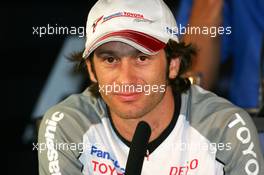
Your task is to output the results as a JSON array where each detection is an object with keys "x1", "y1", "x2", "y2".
[{"x1": 89, "y1": 54, "x2": 101, "y2": 97}]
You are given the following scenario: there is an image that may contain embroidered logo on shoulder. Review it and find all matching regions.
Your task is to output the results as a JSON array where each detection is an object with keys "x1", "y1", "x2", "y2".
[
  {"x1": 44, "y1": 111, "x2": 64, "y2": 175},
  {"x1": 228, "y1": 113, "x2": 259, "y2": 175}
]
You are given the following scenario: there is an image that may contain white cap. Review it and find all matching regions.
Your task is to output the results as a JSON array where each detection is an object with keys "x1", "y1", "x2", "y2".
[{"x1": 83, "y1": 0, "x2": 179, "y2": 58}]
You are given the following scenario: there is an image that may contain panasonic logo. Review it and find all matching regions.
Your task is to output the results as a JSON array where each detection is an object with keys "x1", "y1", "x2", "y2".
[
  {"x1": 228, "y1": 113, "x2": 259, "y2": 175},
  {"x1": 90, "y1": 145, "x2": 125, "y2": 173},
  {"x1": 44, "y1": 111, "x2": 64, "y2": 175}
]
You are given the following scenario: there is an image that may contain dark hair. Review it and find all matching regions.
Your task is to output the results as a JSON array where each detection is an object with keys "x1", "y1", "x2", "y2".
[
  {"x1": 70, "y1": 39, "x2": 196, "y2": 97},
  {"x1": 164, "y1": 40, "x2": 196, "y2": 94}
]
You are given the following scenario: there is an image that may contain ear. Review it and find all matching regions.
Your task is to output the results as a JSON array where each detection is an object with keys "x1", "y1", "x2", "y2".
[
  {"x1": 85, "y1": 59, "x2": 97, "y2": 82},
  {"x1": 169, "y1": 57, "x2": 180, "y2": 79}
]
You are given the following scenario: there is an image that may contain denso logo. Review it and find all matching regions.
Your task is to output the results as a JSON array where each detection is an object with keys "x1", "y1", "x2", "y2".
[
  {"x1": 90, "y1": 145, "x2": 125, "y2": 174},
  {"x1": 169, "y1": 159, "x2": 199, "y2": 175}
]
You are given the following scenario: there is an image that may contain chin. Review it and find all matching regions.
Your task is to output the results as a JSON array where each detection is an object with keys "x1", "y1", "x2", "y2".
[{"x1": 112, "y1": 106, "x2": 150, "y2": 119}]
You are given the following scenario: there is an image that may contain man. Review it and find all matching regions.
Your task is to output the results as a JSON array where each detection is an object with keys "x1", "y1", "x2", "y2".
[{"x1": 38, "y1": 0, "x2": 264, "y2": 174}]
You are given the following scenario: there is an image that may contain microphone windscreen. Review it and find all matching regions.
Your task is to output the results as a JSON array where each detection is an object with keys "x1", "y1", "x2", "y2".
[{"x1": 125, "y1": 121, "x2": 151, "y2": 175}]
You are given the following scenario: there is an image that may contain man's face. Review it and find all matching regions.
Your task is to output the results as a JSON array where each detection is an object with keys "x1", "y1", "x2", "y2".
[{"x1": 87, "y1": 41, "x2": 179, "y2": 119}]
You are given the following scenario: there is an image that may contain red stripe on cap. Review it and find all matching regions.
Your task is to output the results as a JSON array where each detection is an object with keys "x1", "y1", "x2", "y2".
[{"x1": 90, "y1": 30, "x2": 166, "y2": 53}]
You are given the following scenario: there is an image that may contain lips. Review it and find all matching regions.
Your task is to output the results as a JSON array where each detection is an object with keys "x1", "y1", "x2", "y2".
[{"x1": 114, "y1": 92, "x2": 142, "y2": 102}]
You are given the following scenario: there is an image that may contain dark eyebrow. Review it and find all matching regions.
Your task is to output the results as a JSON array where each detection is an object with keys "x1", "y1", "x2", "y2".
[{"x1": 94, "y1": 50, "x2": 117, "y2": 57}]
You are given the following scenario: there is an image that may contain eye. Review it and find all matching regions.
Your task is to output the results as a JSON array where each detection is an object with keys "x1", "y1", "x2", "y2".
[
  {"x1": 104, "y1": 57, "x2": 119, "y2": 64},
  {"x1": 137, "y1": 55, "x2": 149, "y2": 62}
]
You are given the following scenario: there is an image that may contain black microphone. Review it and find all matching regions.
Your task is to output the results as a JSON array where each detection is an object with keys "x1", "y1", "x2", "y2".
[{"x1": 125, "y1": 121, "x2": 151, "y2": 175}]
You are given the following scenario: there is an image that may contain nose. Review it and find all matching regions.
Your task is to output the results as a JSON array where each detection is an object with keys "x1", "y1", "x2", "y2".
[{"x1": 116, "y1": 58, "x2": 137, "y2": 85}]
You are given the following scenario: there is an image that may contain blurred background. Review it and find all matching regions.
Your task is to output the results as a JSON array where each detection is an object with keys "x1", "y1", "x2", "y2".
[
  {"x1": 4, "y1": 0, "x2": 263, "y2": 174},
  {"x1": 5, "y1": 1, "x2": 96, "y2": 174}
]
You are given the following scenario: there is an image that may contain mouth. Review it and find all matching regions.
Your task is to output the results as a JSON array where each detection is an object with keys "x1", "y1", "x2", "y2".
[{"x1": 114, "y1": 92, "x2": 143, "y2": 102}]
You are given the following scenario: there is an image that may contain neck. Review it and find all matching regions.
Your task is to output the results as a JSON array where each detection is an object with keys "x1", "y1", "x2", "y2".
[{"x1": 110, "y1": 86, "x2": 175, "y2": 142}]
